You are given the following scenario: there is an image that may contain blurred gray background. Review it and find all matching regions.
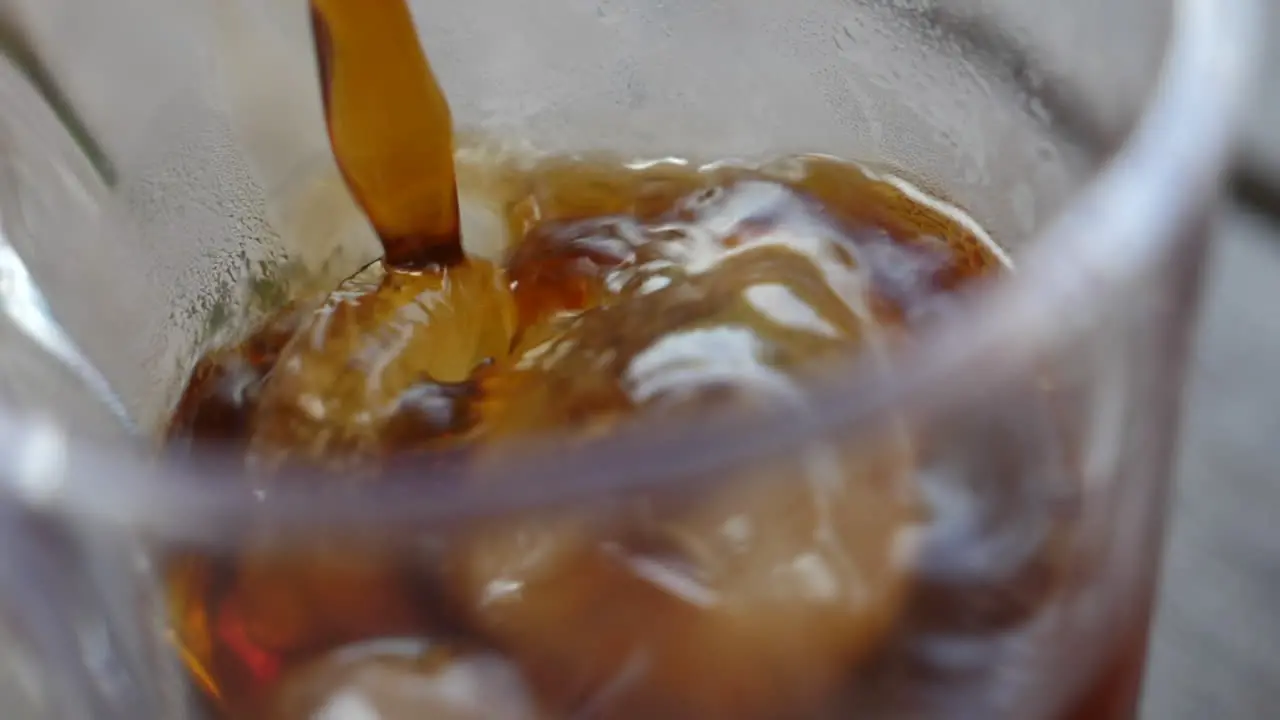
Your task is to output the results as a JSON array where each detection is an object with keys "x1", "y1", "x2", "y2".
[{"x1": 1141, "y1": 2, "x2": 1280, "y2": 717}]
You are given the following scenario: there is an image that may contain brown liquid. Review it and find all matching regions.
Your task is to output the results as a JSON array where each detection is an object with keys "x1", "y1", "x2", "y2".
[
  {"x1": 310, "y1": 0, "x2": 462, "y2": 269},
  {"x1": 164, "y1": 3, "x2": 1135, "y2": 718},
  {"x1": 170, "y1": 153, "x2": 1000, "y2": 462},
  {"x1": 167, "y1": 151, "x2": 1021, "y2": 719}
]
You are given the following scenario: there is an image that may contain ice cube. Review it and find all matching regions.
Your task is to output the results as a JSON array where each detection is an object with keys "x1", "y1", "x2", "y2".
[
  {"x1": 248, "y1": 260, "x2": 514, "y2": 466},
  {"x1": 447, "y1": 184, "x2": 919, "y2": 715},
  {"x1": 264, "y1": 639, "x2": 539, "y2": 720},
  {"x1": 445, "y1": 437, "x2": 916, "y2": 719},
  {"x1": 167, "y1": 301, "x2": 318, "y2": 449}
]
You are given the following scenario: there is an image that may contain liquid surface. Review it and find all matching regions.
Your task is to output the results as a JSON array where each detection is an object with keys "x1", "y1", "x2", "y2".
[{"x1": 166, "y1": 148, "x2": 1026, "y2": 719}]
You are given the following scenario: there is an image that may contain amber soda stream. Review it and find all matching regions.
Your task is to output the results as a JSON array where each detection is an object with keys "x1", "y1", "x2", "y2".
[{"x1": 309, "y1": 0, "x2": 462, "y2": 269}]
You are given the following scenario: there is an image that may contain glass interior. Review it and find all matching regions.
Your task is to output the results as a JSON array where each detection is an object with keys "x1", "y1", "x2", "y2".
[{"x1": 0, "y1": 0, "x2": 1171, "y2": 437}]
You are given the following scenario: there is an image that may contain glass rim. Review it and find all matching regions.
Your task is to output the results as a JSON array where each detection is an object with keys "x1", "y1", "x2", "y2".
[{"x1": 0, "y1": 0, "x2": 1262, "y2": 546}]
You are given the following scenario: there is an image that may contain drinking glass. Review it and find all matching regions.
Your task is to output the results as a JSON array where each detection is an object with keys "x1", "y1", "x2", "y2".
[{"x1": 0, "y1": 0, "x2": 1260, "y2": 717}]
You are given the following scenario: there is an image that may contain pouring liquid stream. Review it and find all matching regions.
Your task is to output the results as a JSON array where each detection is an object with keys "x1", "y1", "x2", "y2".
[
  {"x1": 231, "y1": 0, "x2": 515, "y2": 468},
  {"x1": 309, "y1": 0, "x2": 462, "y2": 269}
]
